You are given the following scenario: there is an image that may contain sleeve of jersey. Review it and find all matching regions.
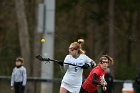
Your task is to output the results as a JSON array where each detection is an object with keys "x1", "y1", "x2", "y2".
[
  {"x1": 63, "y1": 55, "x2": 69, "y2": 71},
  {"x1": 85, "y1": 55, "x2": 96, "y2": 67},
  {"x1": 92, "y1": 73, "x2": 101, "y2": 85},
  {"x1": 91, "y1": 68, "x2": 101, "y2": 85},
  {"x1": 22, "y1": 67, "x2": 27, "y2": 86},
  {"x1": 11, "y1": 68, "x2": 15, "y2": 86},
  {"x1": 92, "y1": 68, "x2": 100, "y2": 77}
]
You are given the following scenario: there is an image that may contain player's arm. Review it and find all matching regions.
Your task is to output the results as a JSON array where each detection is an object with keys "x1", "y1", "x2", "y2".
[
  {"x1": 82, "y1": 55, "x2": 96, "y2": 69},
  {"x1": 11, "y1": 68, "x2": 15, "y2": 87},
  {"x1": 100, "y1": 75, "x2": 107, "y2": 86},
  {"x1": 85, "y1": 55, "x2": 96, "y2": 68},
  {"x1": 90, "y1": 60, "x2": 96, "y2": 68},
  {"x1": 64, "y1": 64, "x2": 69, "y2": 71},
  {"x1": 11, "y1": 68, "x2": 15, "y2": 90},
  {"x1": 22, "y1": 67, "x2": 27, "y2": 86},
  {"x1": 100, "y1": 75, "x2": 107, "y2": 91},
  {"x1": 63, "y1": 55, "x2": 69, "y2": 71},
  {"x1": 92, "y1": 73, "x2": 101, "y2": 85},
  {"x1": 92, "y1": 73, "x2": 107, "y2": 87}
]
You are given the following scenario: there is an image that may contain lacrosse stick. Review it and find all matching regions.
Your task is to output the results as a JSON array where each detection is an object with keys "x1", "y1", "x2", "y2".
[{"x1": 35, "y1": 55, "x2": 83, "y2": 67}]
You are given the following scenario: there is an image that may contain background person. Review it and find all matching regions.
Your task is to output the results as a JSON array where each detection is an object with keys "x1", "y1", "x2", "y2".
[
  {"x1": 11, "y1": 57, "x2": 27, "y2": 93},
  {"x1": 134, "y1": 73, "x2": 140, "y2": 93}
]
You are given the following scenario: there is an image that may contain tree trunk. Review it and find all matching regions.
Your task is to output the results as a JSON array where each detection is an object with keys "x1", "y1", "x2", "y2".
[
  {"x1": 33, "y1": 27, "x2": 42, "y2": 93},
  {"x1": 15, "y1": 0, "x2": 31, "y2": 75},
  {"x1": 108, "y1": 0, "x2": 115, "y2": 76},
  {"x1": 136, "y1": 11, "x2": 140, "y2": 73},
  {"x1": 32, "y1": 0, "x2": 44, "y2": 93},
  {"x1": 33, "y1": 3, "x2": 42, "y2": 93},
  {"x1": 127, "y1": 12, "x2": 133, "y2": 66},
  {"x1": 15, "y1": 0, "x2": 33, "y2": 92}
]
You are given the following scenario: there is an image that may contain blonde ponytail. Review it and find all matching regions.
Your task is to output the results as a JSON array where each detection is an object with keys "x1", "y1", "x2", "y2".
[
  {"x1": 77, "y1": 39, "x2": 85, "y2": 54},
  {"x1": 78, "y1": 39, "x2": 84, "y2": 45}
]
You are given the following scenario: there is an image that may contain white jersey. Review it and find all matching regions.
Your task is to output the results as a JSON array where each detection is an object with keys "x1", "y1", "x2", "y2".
[{"x1": 61, "y1": 54, "x2": 93, "y2": 92}]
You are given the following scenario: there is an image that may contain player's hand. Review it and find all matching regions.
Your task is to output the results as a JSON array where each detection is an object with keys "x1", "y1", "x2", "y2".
[
  {"x1": 11, "y1": 86, "x2": 14, "y2": 90},
  {"x1": 100, "y1": 81, "x2": 107, "y2": 86},
  {"x1": 102, "y1": 86, "x2": 107, "y2": 91},
  {"x1": 81, "y1": 63, "x2": 89, "y2": 69}
]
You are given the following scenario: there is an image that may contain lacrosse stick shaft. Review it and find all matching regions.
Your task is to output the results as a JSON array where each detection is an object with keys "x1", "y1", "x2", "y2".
[{"x1": 36, "y1": 55, "x2": 83, "y2": 67}]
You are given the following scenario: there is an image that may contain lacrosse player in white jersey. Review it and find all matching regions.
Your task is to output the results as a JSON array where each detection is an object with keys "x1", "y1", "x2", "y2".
[{"x1": 59, "y1": 39, "x2": 96, "y2": 93}]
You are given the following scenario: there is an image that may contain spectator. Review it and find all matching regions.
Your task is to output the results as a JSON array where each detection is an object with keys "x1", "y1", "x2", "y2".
[
  {"x1": 134, "y1": 73, "x2": 140, "y2": 93},
  {"x1": 11, "y1": 57, "x2": 27, "y2": 93}
]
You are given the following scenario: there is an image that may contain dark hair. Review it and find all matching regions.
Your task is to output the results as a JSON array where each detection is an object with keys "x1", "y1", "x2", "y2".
[{"x1": 99, "y1": 55, "x2": 114, "y2": 65}]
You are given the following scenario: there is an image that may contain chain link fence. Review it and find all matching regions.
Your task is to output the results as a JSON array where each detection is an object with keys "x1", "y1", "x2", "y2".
[{"x1": 0, "y1": 76, "x2": 137, "y2": 93}]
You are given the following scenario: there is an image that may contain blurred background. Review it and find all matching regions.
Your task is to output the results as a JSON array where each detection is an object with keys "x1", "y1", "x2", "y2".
[{"x1": 0, "y1": 0, "x2": 140, "y2": 93}]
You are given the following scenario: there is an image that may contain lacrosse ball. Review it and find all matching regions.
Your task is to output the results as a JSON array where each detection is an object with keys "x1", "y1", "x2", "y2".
[{"x1": 41, "y1": 39, "x2": 45, "y2": 43}]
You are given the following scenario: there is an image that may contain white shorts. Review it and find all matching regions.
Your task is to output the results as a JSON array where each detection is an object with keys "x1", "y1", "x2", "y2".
[{"x1": 60, "y1": 81, "x2": 81, "y2": 93}]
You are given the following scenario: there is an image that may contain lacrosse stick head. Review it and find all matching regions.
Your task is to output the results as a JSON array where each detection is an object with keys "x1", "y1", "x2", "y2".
[
  {"x1": 35, "y1": 55, "x2": 50, "y2": 61},
  {"x1": 36, "y1": 55, "x2": 43, "y2": 61}
]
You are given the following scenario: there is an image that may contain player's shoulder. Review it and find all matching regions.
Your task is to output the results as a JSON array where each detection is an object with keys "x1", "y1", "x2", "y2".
[
  {"x1": 91, "y1": 65, "x2": 100, "y2": 72},
  {"x1": 65, "y1": 54, "x2": 71, "y2": 58},
  {"x1": 95, "y1": 65, "x2": 102, "y2": 70},
  {"x1": 13, "y1": 67, "x2": 16, "y2": 71},
  {"x1": 21, "y1": 66, "x2": 26, "y2": 70},
  {"x1": 79, "y1": 54, "x2": 90, "y2": 59},
  {"x1": 79, "y1": 54, "x2": 87, "y2": 57},
  {"x1": 66, "y1": 54, "x2": 71, "y2": 56},
  {"x1": 64, "y1": 54, "x2": 72, "y2": 60}
]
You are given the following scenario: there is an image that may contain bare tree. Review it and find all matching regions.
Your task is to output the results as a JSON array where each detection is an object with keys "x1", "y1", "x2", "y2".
[
  {"x1": 15, "y1": 0, "x2": 33, "y2": 92},
  {"x1": 109, "y1": 0, "x2": 115, "y2": 75},
  {"x1": 32, "y1": 0, "x2": 43, "y2": 93},
  {"x1": 33, "y1": 0, "x2": 43, "y2": 78},
  {"x1": 15, "y1": 0, "x2": 31, "y2": 75},
  {"x1": 136, "y1": 11, "x2": 140, "y2": 73}
]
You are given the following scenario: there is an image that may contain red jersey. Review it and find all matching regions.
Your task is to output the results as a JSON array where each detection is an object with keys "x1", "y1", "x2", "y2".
[{"x1": 82, "y1": 65, "x2": 106, "y2": 93}]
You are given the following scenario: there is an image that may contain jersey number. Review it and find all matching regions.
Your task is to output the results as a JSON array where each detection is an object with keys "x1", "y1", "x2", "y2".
[{"x1": 75, "y1": 67, "x2": 78, "y2": 72}]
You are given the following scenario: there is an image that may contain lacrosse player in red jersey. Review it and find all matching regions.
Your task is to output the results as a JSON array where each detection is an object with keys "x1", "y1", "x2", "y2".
[{"x1": 80, "y1": 55, "x2": 114, "y2": 93}]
